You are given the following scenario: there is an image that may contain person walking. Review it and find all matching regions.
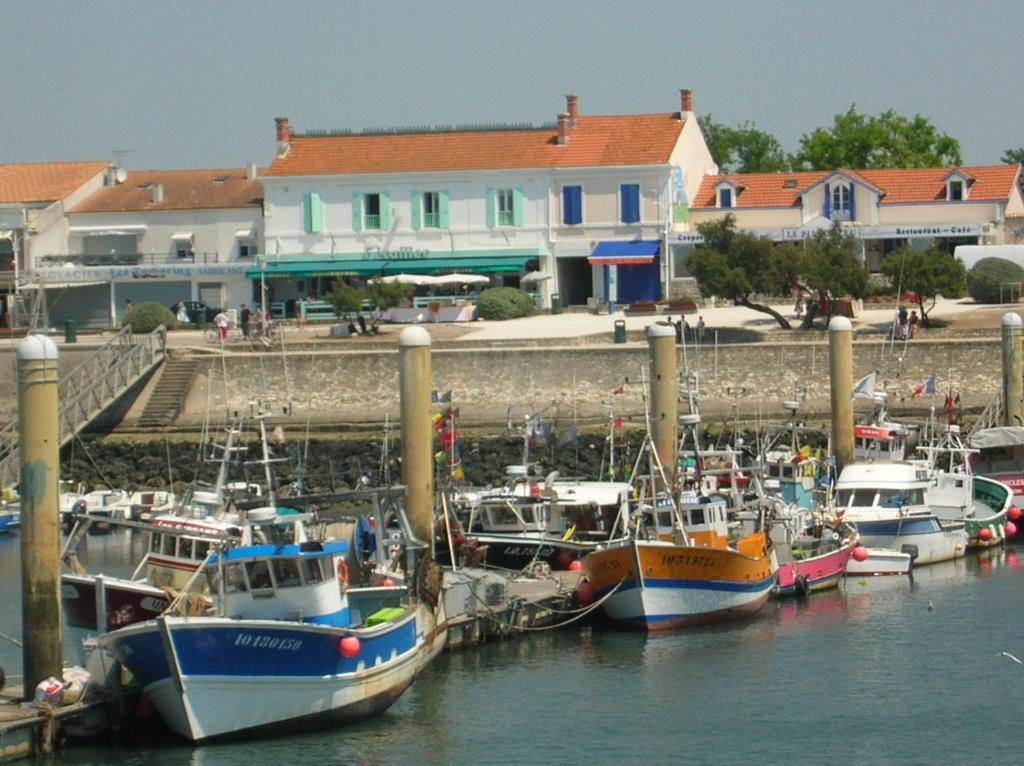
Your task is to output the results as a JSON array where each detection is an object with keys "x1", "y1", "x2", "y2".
[
  {"x1": 213, "y1": 309, "x2": 230, "y2": 341},
  {"x1": 897, "y1": 304, "x2": 909, "y2": 340},
  {"x1": 908, "y1": 310, "x2": 920, "y2": 339},
  {"x1": 240, "y1": 304, "x2": 251, "y2": 338},
  {"x1": 697, "y1": 315, "x2": 706, "y2": 343},
  {"x1": 124, "y1": 299, "x2": 134, "y2": 315}
]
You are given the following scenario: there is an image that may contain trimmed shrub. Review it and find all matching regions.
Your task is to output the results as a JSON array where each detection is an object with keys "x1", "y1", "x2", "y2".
[
  {"x1": 966, "y1": 258, "x2": 1024, "y2": 304},
  {"x1": 124, "y1": 301, "x2": 177, "y2": 333},
  {"x1": 477, "y1": 287, "x2": 535, "y2": 320}
]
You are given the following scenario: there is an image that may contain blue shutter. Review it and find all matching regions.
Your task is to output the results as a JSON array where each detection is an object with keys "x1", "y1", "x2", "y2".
[
  {"x1": 513, "y1": 187, "x2": 525, "y2": 227},
  {"x1": 410, "y1": 191, "x2": 421, "y2": 230},
  {"x1": 621, "y1": 184, "x2": 640, "y2": 223},
  {"x1": 352, "y1": 193, "x2": 364, "y2": 232},
  {"x1": 848, "y1": 184, "x2": 856, "y2": 220},
  {"x1": 564, "y1": 186, "x2": 582, "y2": 225},
  {"x1": 823, "y1": 183, "x2": 832, "y2": 219},
  {"x1": 439, "y1": 190, "x2": 450, "y2": 229}
]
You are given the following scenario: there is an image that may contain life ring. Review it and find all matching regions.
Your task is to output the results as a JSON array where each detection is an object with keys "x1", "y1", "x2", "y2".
[{"x1": 337, "y1": 559, "x2": 349, "y2": 593}]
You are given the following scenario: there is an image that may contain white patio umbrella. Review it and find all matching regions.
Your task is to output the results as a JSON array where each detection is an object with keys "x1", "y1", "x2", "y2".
[
  {"x1": 520, "y1": 270, "x2": 553, "y2": 284},
  {"x1": 432, "y1": 273, "x2": 490, "y2": 285},
  {"x1": 370, "y1": 274, "x2": 441, "y2": 286}
]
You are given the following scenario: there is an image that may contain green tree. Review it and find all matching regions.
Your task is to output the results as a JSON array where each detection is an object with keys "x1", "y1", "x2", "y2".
[
  {"x1": 879, "y1": 245, "x2": 965, "y2": 325},
  {"x1": 367, "y1": 279, "x2": 408, "y2": 311},
  {"x1": 687, "y1": 215, "x2": 800, "y2": 328},
  {"x1": 327, "y1": 282, "x2": 365, "y2": 320},
  {"x1": 798, "y1": 224, "x2": 869, "y2": 325},
  {"x1": 791, "y1": 106, "x2": 962, "y2": 170},
  {"x1": 1001, "y1": 148, "x2": 1024, "y2": 165},
  {"x1": 698, "y1": 115, "x2": 788, "y2": 173}
]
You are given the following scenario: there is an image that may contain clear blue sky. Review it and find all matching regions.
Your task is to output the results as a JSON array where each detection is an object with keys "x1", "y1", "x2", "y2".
[{"x1": 4, "y1": 0, "x2": 1021, "y2": 170}]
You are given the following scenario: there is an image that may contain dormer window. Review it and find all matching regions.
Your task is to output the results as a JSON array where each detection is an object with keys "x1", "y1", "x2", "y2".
[
  {"x1": 717, "y1": 187, "x2": 734, "y2": 208},
  {"x1": 823, "y1": 181, "x2": 856, "y2": 221},
  {"x1": 948, "y1": 179, "x2": 965, "y2": 201}
]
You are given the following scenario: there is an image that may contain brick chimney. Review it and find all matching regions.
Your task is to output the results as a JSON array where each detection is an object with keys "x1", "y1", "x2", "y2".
[
  {"x1": 557, "y1": 113, "x2": 570, "y2": 146},
  {"x1": 680, "y1": 89, "x2": 693, "y2": 114},
  {"x1": 566, "y1": 94, "x2": 579, "y2": 125},
  {"x1": 275, "y1": 117, "x2": 291, "y2": 157}
]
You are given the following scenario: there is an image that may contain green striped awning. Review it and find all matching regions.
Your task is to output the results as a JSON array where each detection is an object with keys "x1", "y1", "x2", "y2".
[{"x1": 246, "y1": 251, "x2": 541, "y2": 279}]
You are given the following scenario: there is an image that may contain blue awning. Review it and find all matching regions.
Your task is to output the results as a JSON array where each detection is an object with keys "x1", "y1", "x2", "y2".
[{"x1": 588, "y1": 240, "x2": 661, "y2": 266}]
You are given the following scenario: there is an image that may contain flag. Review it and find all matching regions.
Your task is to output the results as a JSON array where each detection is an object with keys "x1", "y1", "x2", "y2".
[
  {"x1": 440, "y1": 390, "x2": 452, "y2": 403},
  {"x1": 911, "y1": 374, "x2": 938, "y2": 398},
  {"x1": 851, "y1": 372, "x2": 876, "y2": 401},
  {"x1": 613, "y1": 417, "x2": 624, "y2": 430},
  {"x1": 613, "y1": 384, "x2": 625, "y2": 395},
  {"x1": 431, "y1": 390, "x2": 440, "y2": 403},
  {"x1": 945, "y1": 392, "x2": 956, "y2": 424}
]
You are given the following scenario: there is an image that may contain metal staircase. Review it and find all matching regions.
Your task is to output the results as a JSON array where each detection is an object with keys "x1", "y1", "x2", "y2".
[
  {"x1": 0, "y1": 325, "x2": 167, "y2": 488},
  {"x1": 969, "y1": 390, "x2": 1003, "y2": 438}
]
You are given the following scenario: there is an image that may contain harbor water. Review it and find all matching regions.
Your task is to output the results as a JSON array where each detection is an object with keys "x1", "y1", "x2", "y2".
[{"x1": 2, "y1": 530, "x2": 1024, "y2": 765}]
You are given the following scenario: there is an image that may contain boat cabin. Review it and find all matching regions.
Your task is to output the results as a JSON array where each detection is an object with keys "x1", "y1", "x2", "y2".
[
  {"x1": 834, "y1": 463, "x2": 928, "y2": 512},
  {"x1": 854, "y1": 424, "x2": 910, "y2": 462}
]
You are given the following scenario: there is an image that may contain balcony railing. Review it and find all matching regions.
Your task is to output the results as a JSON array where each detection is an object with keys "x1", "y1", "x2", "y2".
[
  {"x1": 498, "y1": 210, "x2": 515, "y2": 226},
  {"x1": 423, "y1": 212, "x2": 440, "y2": 228},
  {"x1": 35, "y1": 251, "x2": 230, "y2": 267}
]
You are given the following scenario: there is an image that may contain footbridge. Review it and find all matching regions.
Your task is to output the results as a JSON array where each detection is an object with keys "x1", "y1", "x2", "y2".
[{"x1": 0, "y1": 325, "x2": 166, "y2": 488}]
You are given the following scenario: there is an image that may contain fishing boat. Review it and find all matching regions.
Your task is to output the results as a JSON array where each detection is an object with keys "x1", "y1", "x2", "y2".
[
  {"x1": 833, "y1": 462, "x2": 967, "y2": 564},
  {"x1": 98, "y1": 526, "x2": 447, "y2": 743},
  {"x1": 0, "y1": 505, "x2": 19, "y2": 534},
  {"x1": 845, "y1": 547, "x2": 913, "y2": 576},
  {"x1": 768, "y1": 505, "x2": 858, "y2": 596}
]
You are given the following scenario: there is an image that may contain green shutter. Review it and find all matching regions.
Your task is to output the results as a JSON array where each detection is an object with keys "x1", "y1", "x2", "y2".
[
  {"x1": 352, "y1": 193, "x2": 364, "y2": 232},
  {"x1": 380, "y1": 192, "x2": 391, "y2": 230},
  {"x1": 306, "y1": 192, "x2": 323, "y2": 233},
  {"x1": 485, "y1": 188, "x2": 496, "y2": 229},
  {"x1": 411, "y1": 191, "x2": 421, "y2": 231},
  {"x1": 513, "y1": 187, "x2": 525, "y2": 227},
  {"x1": 439, "y1": 190, "x2": 450, "y2": 229}
]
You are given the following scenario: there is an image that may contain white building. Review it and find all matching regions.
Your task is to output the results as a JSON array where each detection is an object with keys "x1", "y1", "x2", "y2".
[{"x1": 260, "y1": 91, "x2": 716, "y2": 309}]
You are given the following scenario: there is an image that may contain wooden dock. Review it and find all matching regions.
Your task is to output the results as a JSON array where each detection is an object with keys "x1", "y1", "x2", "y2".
[
  {"x1": 443, "y1": 568, "x2": 586, "y2": 649},
  {"x1": 0, "y1": 682, "x2": 104, "y2": 763}
]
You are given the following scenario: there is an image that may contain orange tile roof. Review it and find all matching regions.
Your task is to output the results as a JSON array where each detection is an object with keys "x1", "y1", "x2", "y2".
[
  {"x1": 263, "y1": 113, "x2": 686, "y2": 176},
  {"x1": 0, "y1": 161, "x2": 109, "y2": 204},
  {"x1": 68, "y1": 168, "x2": 263, "y2": 213},
  {"x1": 692, "y1": 165, "x2": 1021, "y2": 209}
]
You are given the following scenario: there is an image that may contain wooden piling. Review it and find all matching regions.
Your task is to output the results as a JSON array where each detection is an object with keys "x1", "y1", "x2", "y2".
[
  {"x1": 648, "y1": 323, "x2": 678, "y2": 482},
  {"x1": 17, "y1": 335, "x2": 62, "y2": 696},
  {"x1": 1001, "y1": 312, "x2": 1023, "y2": 427},
  {"x1": 398, "y1": 326, "x2": 433, "y2": 546},
  {"x1": 828, "y1": 316, "x2": 854, "y2": 470}
]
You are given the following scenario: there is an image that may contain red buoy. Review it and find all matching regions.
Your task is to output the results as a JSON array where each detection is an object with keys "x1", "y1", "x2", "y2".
[
  {"x1": 339, "y1": 636, "x2": 361, "y2": 658},
  {"x1": 568, "y1": 560, "x2": 582, "y2": 572},
  {"x1": 979, "y1": 527, "x2": 994, "y2": 541},
  {"x1": 575, "y1": 581, "x2": 596, "y2": 607},
  {"x1": 852, "y1": 545, "x2": 869, "y2": 562},
  {"x1": 1007, "y1": 550, "x2": 1020, "y2": 568},
  {"x1": 1009, "y1": 507, "x2": 1022, "y2": 522},
  {"x1": 1005, "y1": 521, "x2": 1018, "y2": 537}
]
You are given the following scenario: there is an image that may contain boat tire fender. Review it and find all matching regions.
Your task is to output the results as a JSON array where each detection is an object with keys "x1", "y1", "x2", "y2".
[
  {"x1": 337, "y1": 559, "x2": 349, "y2": 593},
  {"x1": 794, "y1": 573, "x2": 810, "y2": 597}
]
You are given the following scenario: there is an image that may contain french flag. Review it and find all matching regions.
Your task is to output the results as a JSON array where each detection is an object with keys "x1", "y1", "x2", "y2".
[{"x1": 911, "y1": 374, "x2": 938, "y2": 398}]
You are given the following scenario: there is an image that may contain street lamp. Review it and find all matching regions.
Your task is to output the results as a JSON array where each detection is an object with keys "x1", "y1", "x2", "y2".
[
  {"x1": 653, "y1": 199, "x2": 671, "y2": 301},
  {"x1": 257, "y1": 254, "x2": 268, "y2": 319}
]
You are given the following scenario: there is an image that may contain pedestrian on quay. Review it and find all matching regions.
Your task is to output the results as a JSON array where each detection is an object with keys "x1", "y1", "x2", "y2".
[
  {"x1": 213, "y1": 309, "x2": 230, "y2": 341},
  {"x1": 908, "y1": 310, "x2": 920, "y2": 339},
  {"x1": 124, "y1": 298, "x2": 134, "y2": 316},
  {"x1": 897, "y1": 304, "x2": 909, "y2": 340},
  {"x1": 697, "y1": 315, "x2": 706, "y2": 343},
  {"x1": 240, "y1": 303, "x2": 251, "y2": 338}
]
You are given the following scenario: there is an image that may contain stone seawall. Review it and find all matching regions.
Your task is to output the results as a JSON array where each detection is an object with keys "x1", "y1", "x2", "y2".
[{"x1": 173, "y1": 335, "x2": 1002, "y2": 429}]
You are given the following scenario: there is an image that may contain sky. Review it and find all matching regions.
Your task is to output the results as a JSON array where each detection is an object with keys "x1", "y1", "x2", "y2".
[{"x1": 3, "y1": 0, "x2": 1022, "y2": 171}]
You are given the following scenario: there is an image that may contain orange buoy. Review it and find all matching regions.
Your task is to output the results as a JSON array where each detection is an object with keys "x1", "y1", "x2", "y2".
[{"x1": 339, "y1": 636, "x2": 361, "y2": 658}]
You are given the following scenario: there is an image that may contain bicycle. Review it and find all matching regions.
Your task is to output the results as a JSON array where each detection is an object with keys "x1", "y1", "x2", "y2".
[
  {"x1": 248, "y1": 321, "x2": 282, "y2": 347},
  {"x1": 204, "y1": 324, "x2": 238, "y2": 344}
]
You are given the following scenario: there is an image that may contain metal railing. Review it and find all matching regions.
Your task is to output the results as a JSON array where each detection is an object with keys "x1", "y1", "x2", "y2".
[
  {"x1": 35, "y1": 251, "x2": 234, "y2": 267},
  {"x1": 0, "y1": 325, "x2": 166, "y2": 488},
  {"x1": 969, "y1": 390, "x2": 1003, "y2": 438}
]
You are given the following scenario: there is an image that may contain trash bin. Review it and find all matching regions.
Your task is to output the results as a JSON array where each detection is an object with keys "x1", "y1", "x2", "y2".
[
  {"x1": 551, "y1": 294, "x2": 563, "y2": 315},
  {"x1": 64, "y1": 319, "x2": 77, "y2": 344},
  {"x1": 614, "y1": 319, "x2": 627, "y2": 344}
]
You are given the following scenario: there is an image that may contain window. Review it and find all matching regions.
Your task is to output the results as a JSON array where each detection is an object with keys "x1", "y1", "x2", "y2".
[
  {"x1": 497, "y1": 189, "x2": 514, "y2": 226},
  {"x1": 301, "y1": 558, "x2": 327, "y2": 585},
  {"x1": 272, "y1": 558, "x2": 302, "y2": 588},
  {"x1": 562, "y1": 185, "x2": 583, "y2": 225},
  {"x1": 832, "y1": 185, "x2": 850, "y2": 217},
  {"x1": 718, "y1": 188, "x2": 733, "y2": 208},
  {"x1": 239, "y1": 242, "x2": 255, "y2": 259},
  {"x1": 620, "y1": 184, "x2": 640, "y2": 224},
  {"x1": 176, "y1": 244, "x2": 193, "y2": 260},
  {"x1": 246, "y1": 560, "x2": 273, "y2": 592},
  {"x1": 225, "y1": 563, "x2": 248, "y2": 593},
  {"x1": 948, "y1": 180, "x2": 964, "y2": 201},
  {"x1": 365, "y1": 193, "x2": 382, "y2": 230},
  {"x1": 423, "y1": 191, "x2": 440, "y2": 228}
]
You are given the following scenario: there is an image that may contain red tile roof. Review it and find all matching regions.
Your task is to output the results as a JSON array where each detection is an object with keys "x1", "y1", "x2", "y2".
[
  {"x1": 68, "y1": 168, "x2": 263, "y2": 213},
  {"x1": 264, "y1": 113, "x2": 686, "y2": 176},
  {"x1": 692, "y1": 165, "x2": 1021, "y2": 209},
  {"x1": 0, "y1": 161, "x2": 109, "y2": 204}
]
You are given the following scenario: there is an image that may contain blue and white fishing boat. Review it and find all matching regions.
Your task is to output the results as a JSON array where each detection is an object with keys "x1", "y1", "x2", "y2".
[
  {"x1": 0, "y1": 505, "x2": 19, "y2": 534},
  {"x1": 98, "y1": 530, "x2": 447, "y2": 742}
]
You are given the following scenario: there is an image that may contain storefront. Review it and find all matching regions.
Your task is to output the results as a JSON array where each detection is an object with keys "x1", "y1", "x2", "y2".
[{"x1": 587, "y1": 241, "x2": 662, "y2": 305}]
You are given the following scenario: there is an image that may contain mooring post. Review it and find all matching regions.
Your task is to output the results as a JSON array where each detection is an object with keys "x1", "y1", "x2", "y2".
[
  {"x1": 399, "y1": 326, "x2": 433, "y2": 546},
  {"x1": 828, "y1": 316, "x2": 854, "y2": 470},
  {"x1": 18, "y1": 334, "x2": 62, "y2": 696},
  {"x1": 648, "y1": 323, "x2": 678, "y2": 485},
  {"x1": 1001, "y1": 312, "x2": 1023, "y2": 427}
]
